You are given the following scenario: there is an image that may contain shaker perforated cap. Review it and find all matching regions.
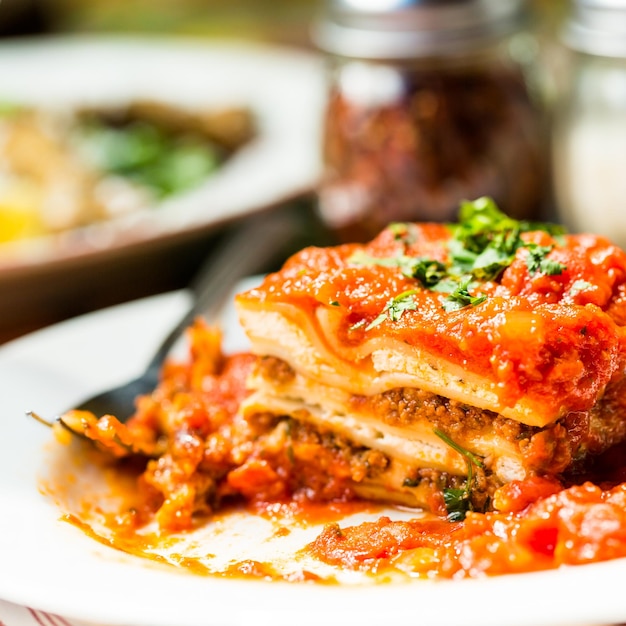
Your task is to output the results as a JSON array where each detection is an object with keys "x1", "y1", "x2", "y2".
[
  {"x1": 564, "y1": 0, "x2": 626, "y2": 57},
  {"x1": 311, "y1": 0, "x2": 528, "y2": 59}
]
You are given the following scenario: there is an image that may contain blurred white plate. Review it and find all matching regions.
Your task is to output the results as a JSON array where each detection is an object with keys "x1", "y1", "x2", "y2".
[
  {"x1": 0, "y1": 35, "x2": 325, "y2": 341},
  {"x1": 0, "y1": 35, "x2": 324, "y2": 271},
  {"x1": 0, "y1": 289, "x2": 625, "y2": 626}
]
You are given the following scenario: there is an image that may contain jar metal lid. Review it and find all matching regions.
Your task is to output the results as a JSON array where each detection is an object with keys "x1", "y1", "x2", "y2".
[
  {"x1": 312, "y1": 0, "x2": 527, "y2": 59},
  {"x1": 564, "y1": 0, "x2": 626, "y2": 57}
]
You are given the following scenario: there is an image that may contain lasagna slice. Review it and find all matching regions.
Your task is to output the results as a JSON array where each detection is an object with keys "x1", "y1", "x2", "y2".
[{"x1": 235, "y1": 199, "x2": 626, "y2": 516}]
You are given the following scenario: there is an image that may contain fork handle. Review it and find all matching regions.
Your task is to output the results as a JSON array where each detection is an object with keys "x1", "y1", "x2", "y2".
[{"x1": 143, "y1": 206, "x2": 302, "y2": 379}]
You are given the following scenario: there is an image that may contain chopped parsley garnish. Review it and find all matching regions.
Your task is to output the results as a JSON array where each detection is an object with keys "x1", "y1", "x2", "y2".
[
  {"x1": 434, "y1": 428, "x2": 484, "y2": 522},
  {"x1": 442, "y1": 488, "x2": 470, "y2": 522},
  {"x1": 525, "y1": 244, "x2": 566, "y2": 276},
  {"x1": 365, "y1": 289, "x2": 418, "y2": 330},
  {"x1": 413, "y1": 259, "x2": 448, "y2": 287},
  {"x1": 388, "y1": 222, "x2": 419, "y2": 244},
  {"x1": 454, "y1": 197, "x2": 520, "y2": 253},
  {"x1": 438, "y1": 278, "x2": 487, "y2": 312},
  {"x1": 449, "y1": 197, "x2": 565, "y2": 280},
  {"x1": 348, "y1": 197, "x2": 567, "y2": 326},
  {"x1": 348, "y1": 250, "x2": 446, "y2": 285}
]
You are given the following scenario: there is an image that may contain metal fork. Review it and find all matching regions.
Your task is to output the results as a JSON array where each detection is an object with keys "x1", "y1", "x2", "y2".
[{"x1": 29, "y1": 206, "x2": 301, "y2": 429}]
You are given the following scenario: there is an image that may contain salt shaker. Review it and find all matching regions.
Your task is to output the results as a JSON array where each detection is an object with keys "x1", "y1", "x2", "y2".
[
  {"x1": 312, "y1": 0, "x2": 549, "y2": 242},
  {"x1": 552, "y1": 0, "x2": 626, "y2": 248}
]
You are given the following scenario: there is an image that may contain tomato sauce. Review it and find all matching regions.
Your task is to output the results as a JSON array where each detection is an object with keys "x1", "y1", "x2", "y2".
[
  {"x1": 307, "y1": 479, "x2": 626, "y2": 579},
  {"x1": 51, "y1": 217, "x2": 626, "y2": 583},
  {"x1": 239, "y1": 224, "x2": 626, "y2": 417}
]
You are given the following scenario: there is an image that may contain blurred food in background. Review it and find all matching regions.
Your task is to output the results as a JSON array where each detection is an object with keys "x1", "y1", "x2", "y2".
[
  {"x1": 0, "y1": 35, "x2": 323, "y2": 343},
  {"x1": 0, "y1": 101, "x2": 254, "y2": 243}
]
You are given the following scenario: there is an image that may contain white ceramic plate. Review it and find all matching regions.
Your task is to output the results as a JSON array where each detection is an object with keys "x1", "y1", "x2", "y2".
[
  {"x1": 0, "y1": 289, "x2": 626, "y2": 626},
  {"x1": 0, "y1": 35, "x2": 324, "y2": 272}
]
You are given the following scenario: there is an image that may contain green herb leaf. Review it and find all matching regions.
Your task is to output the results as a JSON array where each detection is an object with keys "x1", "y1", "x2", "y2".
[
  {"x1": 433, "y1": 428, "x2": 484, "y2": 469},
  {"x1": 452, "y1": 198, "x2": 567, "y2": 283},
  {"x1": 78, "y1": 120, "x2": 220, "y2": 198},
  {"x1": 365, "y1": 312, "x2": 388, "y2": 331},
  {"x1": 442, "y1": 488, "x2": 470, "y2": 522},
  {"x1": 434, "y1": 428, "x2": 484, "y2": 521},
  {"x1": 365, "y1": 290, "x2": 418, "y2": 330},
  {"x1": 413, "y1": 259, "x2": 448, "y2": 287},
  {"x1": 350, "y1": 198, "x2": 568, "y2": 325},
  {"x1": 540, "y1": 258, "x2": 567, "y2": 276},
  {"x1": 474, "y1": 228, "x2": 522, "y2": 278},
  {"x1": 446, "y1": 238, "x2": 478, "y2": 275},
  {"x1": 348, "y1": 251, "x2": 412, "y2": 277},
  {"x1": 525, "y1": 244, "x2": 553, "y2": 274},
  {"x1": 430, "y1": 278, "x2": 460, "y2": 295},
  {"x1": 525, "y1": 244, "x2": 567, "y2": 276},
  {"x1": 454, "y1": 197, "x2": 520, "y2": 255},
  {"x1": 348, "y1": 251, "x2": 445, "y2": 285},
  {"x1": 388, "y1": 222, "x2": 419, "y2": 244},
  {"x1": 456, "y1": 197, "x2": 565, "y2": 249},
  {"x1": 440, "y1": 278, "x2": 487, "y2": 312}
]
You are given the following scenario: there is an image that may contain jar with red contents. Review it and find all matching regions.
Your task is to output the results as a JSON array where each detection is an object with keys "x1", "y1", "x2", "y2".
[{"x1": 312, "y1": 0, "x2": 550, "y2": 242}]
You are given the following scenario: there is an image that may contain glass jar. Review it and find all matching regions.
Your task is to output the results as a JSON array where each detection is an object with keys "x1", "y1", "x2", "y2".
[
  {"x1": 552, "y1": 0, "x2": 626, "y2": 248},
  {"x1": 312, "y1": 0, "x2": 550, "y2": 242}
]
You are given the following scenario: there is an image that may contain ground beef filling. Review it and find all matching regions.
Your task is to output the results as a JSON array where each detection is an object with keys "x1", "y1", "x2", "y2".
[
  {"x1": 354, "y1": 386, "x2": 626, "y2": 477},
  {"x1": 255, "y1": 356, "x2": 626, "y2": 481},
  {"x1": 238, "y1": 412, "x2": 393, "y2": 503},
  {"x1": 256, "y1": 355, "x2": 296, "y2": 386},
  {"x1": 242, "y1": 411, "x2": 482, "y2": 514}
]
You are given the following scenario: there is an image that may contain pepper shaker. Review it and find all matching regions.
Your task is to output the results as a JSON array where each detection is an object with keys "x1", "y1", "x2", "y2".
[
  {"x1": 312, "y1": 0, "x2": 550, "y2": 242},
  {"x1": 552, "y1": 0, "x2": 626, "y2": 248}
]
